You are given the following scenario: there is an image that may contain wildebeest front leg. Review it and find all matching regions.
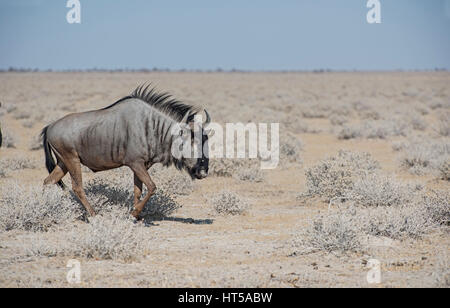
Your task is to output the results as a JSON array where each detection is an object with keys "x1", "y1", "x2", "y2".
[
  {"x1": 133, "y1": 174, "x2": 143, "y2": 205},
  {"x1": 66, "y1": 157, "x2": 96, "y2": 217},
  {"x1": 130, "y1": 163, "x2": 156, "y2": 219}
]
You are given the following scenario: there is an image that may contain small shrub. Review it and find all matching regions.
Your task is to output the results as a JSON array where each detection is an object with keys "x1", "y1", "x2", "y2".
[
  {"x1": 209, "y1": 158, "x2": 259, "y2": 177},
  {"x1": 301, "y1": 104, "x2": 330, "y2": 119},
  {"x1": 400, "y1": 140, "x2": 450, "y2": 176},
  {"x1": 22, "y1": 120, "x2": 34, "y2": 129},
  {"x1": 0, "y1": 156, "x2": 36, "y2": 173},
  {"x1": 28, "y1": 209, "x2": 150, "y2": 261},
  {"x1": 329, "y1": 114, "x2": 348, "y2": 126},
  {"x1": 433, "y1": 253, "x2": 450, "y2": 287},
  {"x1": 438, "y1": 160, "x2": 450, "y2": 181},
  {"x1": 0, "y1": 183, "x2": 81, "y2": 232},
  {"x1": 13, "y1": 111, "x2": 31, "y2": 120},
  {"x1": 84, "y1": 178, "x2": 134, "y2": 213},
  {"x1": 434, "y1": 114, "x2": 450, "y2": 137},
  {"x1": 140, "y1": 190, "x2": 181, "y2": 219},
  {"x1": 361, "y1": 204, "x2": 433, "y2": 240},
  {"x1": 279, "y1": 133, "x2": 303, "y2": 164},
  {"x1": 338, "y1": 125, "x2": 362, "y2": 140},
  {"x1": 305, "y1": 212, "x2": 362, "y2": 253},
  {"x1": 66, "y1": 210, "x2": 149, "y2": 261},
  {"x1": 1, "y1": 128, "x2": 17, "y2": 148},
  {"x1": 338, "y1": 120, "x2": 407, "y2": 140},
  {"x1": 5, "y1": 104, "x2": 17, "y2": 113},
  {"x1": 211, "y1": 191, "x2": 249, "y2": 215},
  {"x1": 235, "y1": 168, "x2": 264, "y2": 182},
  {"x1": 421, "y1": 190, "x2": 450, "y2": 226},
  {"x1": 352, "y1": 101, "x2": 381, "y2": 120},
  {"x1": 149, "y1": 165, "x2": 195, "y2": 196},
  {"x1": 303, "y1": 150, "x2": 380, "y2": 201},
  {"x1": 410, "y1": 116, "x2": 428, "y2": 131},
  {"x1": 349, "y1": 174, "x2": 416, "y2": 207},
  {"x1": 28, "y1": 134, "x2": 43, "y2": 151},
  {"x1": 296, "y1": 195, "x2": 444, "y2": 254}
]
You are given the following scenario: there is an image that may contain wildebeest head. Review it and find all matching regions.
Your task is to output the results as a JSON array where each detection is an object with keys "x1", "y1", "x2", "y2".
[{"x1": 176, "y1": 109, "x2": 211, "y2": 180}]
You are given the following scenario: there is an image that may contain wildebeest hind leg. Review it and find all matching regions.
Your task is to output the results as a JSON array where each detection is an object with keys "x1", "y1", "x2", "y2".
[
  {"x1": 44, "y1": 162, "x2": 67, "y2": 186},
  {"x1": 130, "y1": 163, "x2": 156, "y2": 219},
  {"x1": 65, "y1": 157, "x2": 96, "y2": 217}
]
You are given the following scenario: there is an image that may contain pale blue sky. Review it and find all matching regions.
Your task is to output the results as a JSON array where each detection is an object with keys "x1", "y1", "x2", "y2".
[{"x1": 0, "y1": 0, "x2": 449, "y2": 70}]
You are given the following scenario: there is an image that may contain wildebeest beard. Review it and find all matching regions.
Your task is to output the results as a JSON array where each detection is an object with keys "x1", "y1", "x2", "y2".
[{"x1": 173, "y1": 125, "x2": 209, "y2": 180}]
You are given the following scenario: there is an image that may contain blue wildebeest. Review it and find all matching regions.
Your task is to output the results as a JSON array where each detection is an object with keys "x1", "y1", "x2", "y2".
[{"x1": 42, "y1": 85, "x2": 210, "y2": 218}]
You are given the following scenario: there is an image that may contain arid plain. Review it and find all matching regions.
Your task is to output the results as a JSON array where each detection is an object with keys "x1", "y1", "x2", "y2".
[{"x1": 0, "y1": 72, "x2": 448, "y2": 287}]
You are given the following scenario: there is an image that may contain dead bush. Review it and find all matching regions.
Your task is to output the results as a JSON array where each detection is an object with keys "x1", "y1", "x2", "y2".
[
  {"x1": 434, "y1": 113, "x2": 450, "y2": 137},
  {"x1": 235, "y1": 168, "x2": 264, "y2": 182},
  {"x1": 400, "y1": 140, "x2": 450, "y2": 176},
  {"x1": 149, "y1": 165, "x2": 195, "y2": 196},
  {"x1": 0, "y1": 183, "x2": 81, "y2": 232},
  {"x1": 211, "y1": 190, "x2": 249, "y2": 215},
  {"x1": 140, "y1": 190, "x2": 181, "y2": 219},
  {"x1": 338, "y1": 120, "x2": 407, "y2": 140},
  {"x1": 0, "y1": 156, "x2": 36, "y2": 173},
  {"x1": 348, "y1": 174, "x2": 417, "y2": 207},
  {"x1": 410, "y1": 116, "x2": 428, "y2": 131},
  {"x1": 329, "y1": 114, "x2": 349, "y2": 126},
  {"x1": 209, "y1": 158, "x2": 259, "y2": 177},
  {"x1": 1, "y1": 128, "x2": 17, "y2": 148},
  {"x1": 361, "y1": 204, "x2": 434, "y2": 240},
  {"x1": 28, "y1": 134, "x2": 42, "y2": 151},
  {"x1": 13, "y1": 111, "x2": 31, "y2": 120},
  {"x1": 296, "y1": 198, "x2": 441, "y2": 254},
  {"x1": 303, "y1": 150, "x2": 380, "y2": 202},
  {"x1": 301, "y1": 103, "x2": 330, "y2": 119},
  {"x1": 421, "y1": 190, "x2": 450, "y2": 226},
  {"x1": 279, "y1": 133, "x2": 303, "y2": 164},
  {"x1": 438, "y1": 160, "x2": 450, "y2": 181},
  {"x1": 27, "y1": 209, "x2": 150, "y2": 261},
  {"x1": 303, "y1": 211, "x2": 362, "y2": 253}
]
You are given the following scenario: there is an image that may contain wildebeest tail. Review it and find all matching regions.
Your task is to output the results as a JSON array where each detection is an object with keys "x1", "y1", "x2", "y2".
[{"x1": 41, "y1": 126, "x2": 65, "y2": 189}]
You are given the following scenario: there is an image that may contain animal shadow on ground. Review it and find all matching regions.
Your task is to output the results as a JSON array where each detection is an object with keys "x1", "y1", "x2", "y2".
[{"x1": 142, "y1": 215, "x2": 214, "y2": 226}]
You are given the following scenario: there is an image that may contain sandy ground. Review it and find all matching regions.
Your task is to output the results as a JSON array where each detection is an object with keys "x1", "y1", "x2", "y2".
[{"x1": 0, "y1": 72, "x2": 449, "y2": 287}]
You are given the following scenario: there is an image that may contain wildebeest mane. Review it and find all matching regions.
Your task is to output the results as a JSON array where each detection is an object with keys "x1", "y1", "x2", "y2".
[{"x1": 104, "y1": 84, "x2": 199, "y2": 121}]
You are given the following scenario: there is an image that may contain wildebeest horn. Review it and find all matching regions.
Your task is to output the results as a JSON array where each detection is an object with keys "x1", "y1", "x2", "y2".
[
  {"x1": 204, "y1": 109, "x2": 211, "y2": 125},
  {"x1": 181, "y1": 110, "x2": 191, "y2": 123}
]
